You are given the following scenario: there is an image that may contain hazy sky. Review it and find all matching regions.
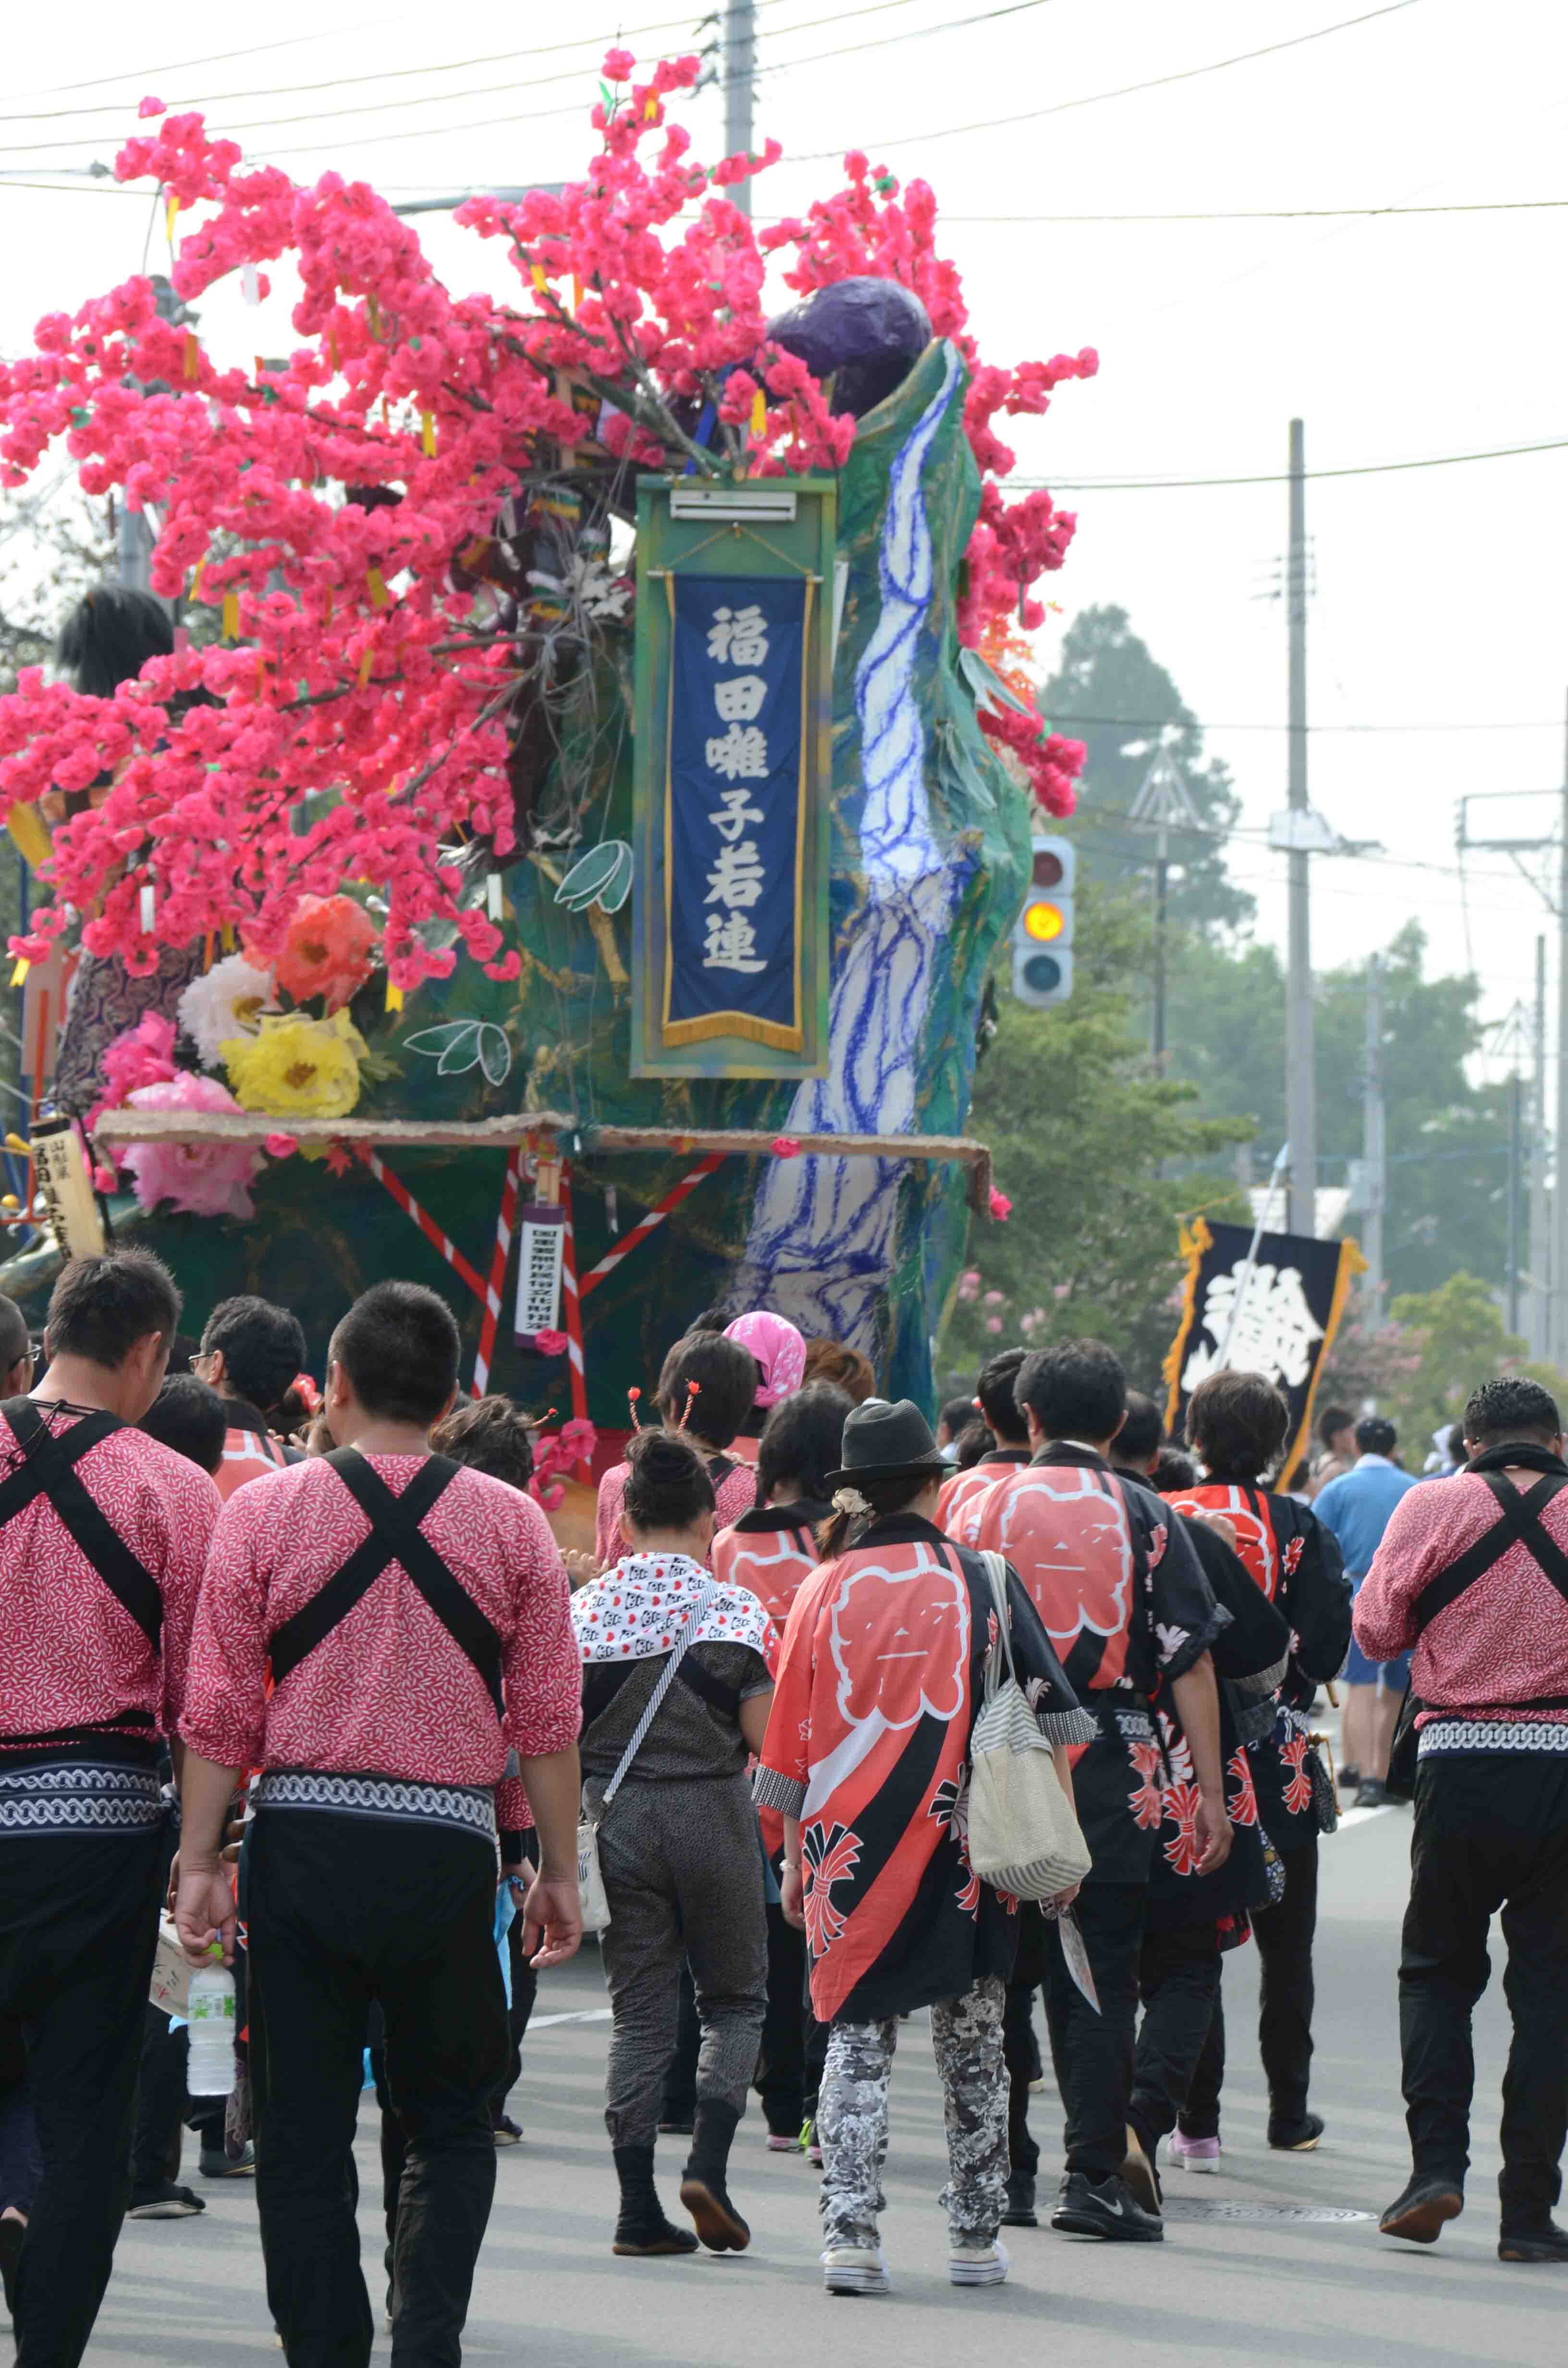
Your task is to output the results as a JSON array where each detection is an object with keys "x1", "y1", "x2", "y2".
[{"x1": 2, "y1": 0, "x2": 1563, "y2": 1092}]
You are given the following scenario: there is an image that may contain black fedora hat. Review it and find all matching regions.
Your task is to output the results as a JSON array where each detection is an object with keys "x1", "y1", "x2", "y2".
[{"x1": 825, "y1": 1397, "x2": 949, "y2": 1490}]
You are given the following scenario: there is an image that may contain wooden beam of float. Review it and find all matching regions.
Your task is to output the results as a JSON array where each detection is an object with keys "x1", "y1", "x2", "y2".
[{"x1": 92, "y1": 1111, "x2": 997, "y2": 1214}]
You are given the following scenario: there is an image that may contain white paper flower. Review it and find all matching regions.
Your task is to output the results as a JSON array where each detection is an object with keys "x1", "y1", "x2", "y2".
[{"x1": 177, "y1": 953, "x2": 277, "y2": 1070}]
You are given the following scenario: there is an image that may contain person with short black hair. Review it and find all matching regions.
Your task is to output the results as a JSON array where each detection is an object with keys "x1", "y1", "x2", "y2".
[
  {"x1": 429, "y1": 1394, "x2": 536, "y2": 1495},
  {"x1": 0, "y1": 1248, "x2": 220, "y2": 2357},
  {"x1": 1356, "y1": 1373, "x2": 1568, "y2": 2259},
  {"x1": 937, "y1": 1394, "x2": 978, "y2": 1455},
  {"x1": 595, "y1": 1332, "x2": 760, "y2": 1565},
  {"x1": 1163, "y1": 1369, "x2": 1353, "y2": 2166},
  {"x1": 174, "y1": 1279, "x2": 583, "y2": 2362},
  {"x1": 0, "y1": 1294, "x2": 33, "y2": 1400},
  {"x1": 573, "y1": 1428, "x2": 774, "y2": 2259},
  {"x1": 713, "y1": 1382, "x2": 854, "y2": 2154},
  {"x1": 1116, "y1": 1390, "x2": 1165, "y2": 1471},
  {"x1": 1315, "y1": 1412, "x2": 1421, "y2": 1806},
  {"x1": 193, "y1": 1293, "x2": 308, "y2": 1499},
  {"x1": 974, "y1": 1339, "x2": 1231, "y2": 2244},
  {"x1": 137, "y1": 1374, "x2": 228, "y2": 1478},
  {"x1": 936, "y1": 1348, "x2": 1033, "y2": 1542},
  {"x1": 955, "y1": 1419, "x2": 997, "y2": 1472}
]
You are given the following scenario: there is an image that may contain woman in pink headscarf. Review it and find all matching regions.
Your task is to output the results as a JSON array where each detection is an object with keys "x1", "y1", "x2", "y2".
[{"x1": 723, "y1": 1313, "x2": 807, "y2": 1467}]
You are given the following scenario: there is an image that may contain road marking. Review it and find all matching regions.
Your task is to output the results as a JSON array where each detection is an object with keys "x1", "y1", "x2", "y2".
[
  {"x1": 1162, "y1": 2200, "x2": 1374, "y2": 2224},
  {"x1": 529, "y1": 2007, "x2": 613, "y2": 2029},
  {"x1": 1334, "y1": 1802, "x2": 1396, "y2": 1832}
]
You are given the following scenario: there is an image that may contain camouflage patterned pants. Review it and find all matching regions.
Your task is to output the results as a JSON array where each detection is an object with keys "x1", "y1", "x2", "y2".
[{"x1": 818, "y1": 1974, "x2": 1006, "y2": 2250}]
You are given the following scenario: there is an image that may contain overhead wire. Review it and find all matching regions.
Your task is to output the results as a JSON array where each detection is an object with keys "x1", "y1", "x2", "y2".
[
  {"x1": 1012, "y1": 438, "x2": 1568, "y2": 492},
  {"x1": 789, "y1": 0, "x2": 1427, "y2": 161}
]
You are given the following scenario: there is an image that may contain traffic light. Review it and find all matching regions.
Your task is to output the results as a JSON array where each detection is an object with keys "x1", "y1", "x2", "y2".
[{"x1": 1012, "y1": 834, "x2": 1075, "y2": 1007}]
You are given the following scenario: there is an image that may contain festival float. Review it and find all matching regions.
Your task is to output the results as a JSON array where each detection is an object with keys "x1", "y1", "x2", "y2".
[{"x1": 0, "y1": 54, "x2": 1095, "y2": 1478}]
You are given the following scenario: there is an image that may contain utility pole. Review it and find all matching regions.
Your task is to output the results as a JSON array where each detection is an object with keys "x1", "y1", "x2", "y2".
[
  {"x1": 1127, "y1": 745, "x2": 1201, "y2": 1064},
  {"x1": 1285, "y1": 418, "x2": 1317, "y2": 1238},
  {"x1": 723, "y1": 0, "x2": 757, "y2": 215},
  {"x1": 1362, "y1": 952, "x2": 1385, "y2": 1325},
  {"x1": 1556, "y1": 687, "x2": 1568, "y2": 1366},
  {"x1": 1508, "y1": 1065, "x2": 1524, "y2": 1335},
  {"x1": 1531, "y1": 933, "x2": 1550, "y2": 1358}
]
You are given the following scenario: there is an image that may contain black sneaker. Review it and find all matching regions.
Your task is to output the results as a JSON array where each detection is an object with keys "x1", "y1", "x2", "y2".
[
  {"x1": 1051, "y1": 2171, "x2": 1163, "y2": 2242},
  {"x1": 1268, "y1": 2111, "x2": 1325, "y2": 2152},
  {"x1": 199, "y1": 2143, "x2": 255, "y2": 2178},
  {"x1": 1001, "y1": 2170, "x2": 1038, "y2": 2228},
  {"x1": 1121, "y1": 2123, "x2": 1163, "y2": 2212},
  {"x1": 657, "y1": 2117, "x2": 694, "y2": 2136},
  {"x1": 492, "y1": 2116, "x2": 524, "y2": 2148},
  {"x1": 1336, "y1": 1764, "x2": 1362, "y2": 1792},
  {"x1": 1380, "y1": 2174, "x2": 1463, "y2": 2244},
  {"x1": 126, "y1": 2181, "x2": 205, "y2": 2220},
  {"x1": 1499, "y1": 2219, "x2": 1568, "y2": 2263},
  {"x1": 1354, "y1": 1778, "x2": 1389, "y2": 1811}
]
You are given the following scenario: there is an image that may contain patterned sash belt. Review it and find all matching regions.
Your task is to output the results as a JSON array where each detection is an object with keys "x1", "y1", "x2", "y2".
[
  {"x1": 253, "y1": 1768, "x2": 497, "y2": 1844},
  {"x1": 1417, "y1": 1715, "x2": 1568, "y2": 1758},
  {"x1": 0, "y1": 1757, "x2": 164, "y2": 1838}
]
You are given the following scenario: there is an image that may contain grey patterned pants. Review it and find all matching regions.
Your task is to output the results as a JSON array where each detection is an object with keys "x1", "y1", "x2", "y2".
[
  {"x1": 596, "y1": 1773, "x2": 767, "y2": 2151},
  {"x1": 818, "y1": 1974, "x2": 1007, "y2": 2250}
]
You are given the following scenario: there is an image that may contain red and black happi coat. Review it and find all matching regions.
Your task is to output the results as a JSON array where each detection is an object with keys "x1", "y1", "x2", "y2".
[
  {"x1": 1164, "y1": 1480, "x2": 1351, "y2": 1850},
  {"x1": 754, "y1": 1514, "x2": 1093, "y2": 2023},
  {"x1": 711, "y1": 1500, "x2": 830, "y2": 1674},
  {"x1": 1141, "y1": 1511, "x2": 1291, "y2": 1933},
  {"x1": 937, "y1": 1449, "x2": 1032, "y2": 1548},
  {"x1": 973, "y1": 1446, "x2": 1228, "y2": 1885}
]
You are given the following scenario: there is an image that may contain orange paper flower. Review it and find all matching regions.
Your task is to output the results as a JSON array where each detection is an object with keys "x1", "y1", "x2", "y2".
[{"x1": 271, "y1": 895, "x2": 377, "y2": 1011}]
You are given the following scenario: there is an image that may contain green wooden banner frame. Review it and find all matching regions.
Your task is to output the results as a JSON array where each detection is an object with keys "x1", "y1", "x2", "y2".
[{"x1": 631, "y1": 475, "x2": 836, "y2": 1080}]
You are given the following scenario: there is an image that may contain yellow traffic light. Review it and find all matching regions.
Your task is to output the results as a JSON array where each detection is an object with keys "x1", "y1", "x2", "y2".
[{"x1": 1023, "y1": 900, "x2": 1065, "y2": 943}]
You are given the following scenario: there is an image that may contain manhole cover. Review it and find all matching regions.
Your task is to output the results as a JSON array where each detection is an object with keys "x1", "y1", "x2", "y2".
[{"x1": 1160, "y1": 2200, "x2": 1373, "y2": 2224}]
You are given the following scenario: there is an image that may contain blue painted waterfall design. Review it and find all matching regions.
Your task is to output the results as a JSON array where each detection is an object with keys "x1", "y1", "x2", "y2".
[{"x1": 735, "y1": 343, "x2": 968, "y2": 1346}]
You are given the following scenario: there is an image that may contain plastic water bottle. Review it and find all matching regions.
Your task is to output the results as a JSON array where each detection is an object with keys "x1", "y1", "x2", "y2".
[{"x1": 185, "y1": 1947, "x2": 236, "y2": 2095}]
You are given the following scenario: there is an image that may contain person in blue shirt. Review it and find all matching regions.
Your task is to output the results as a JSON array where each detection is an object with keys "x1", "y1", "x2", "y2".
[{"x1": 1313, "y1": 1415, "x2": 1421, "y2": 1808}]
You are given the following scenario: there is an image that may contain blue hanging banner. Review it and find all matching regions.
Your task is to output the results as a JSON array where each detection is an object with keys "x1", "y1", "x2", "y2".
[{"x1": 662, "y1": 572, "x2": 811, "y2": 1052}]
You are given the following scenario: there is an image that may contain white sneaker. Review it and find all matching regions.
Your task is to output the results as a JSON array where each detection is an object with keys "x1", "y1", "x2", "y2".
[
  {"x1": 821, "y1": 2244, "x2": 890, "y2": 2295},
  {"x1": 949, "y1": 2238, "x2": 1009, "y2": 2287}
]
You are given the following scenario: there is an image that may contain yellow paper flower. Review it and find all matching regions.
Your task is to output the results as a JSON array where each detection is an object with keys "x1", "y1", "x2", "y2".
[{"x1": 220, "y1": 1010, "x2": 367, "y2": 1120}]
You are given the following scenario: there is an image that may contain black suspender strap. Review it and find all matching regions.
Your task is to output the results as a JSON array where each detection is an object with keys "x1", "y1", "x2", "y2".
[
  {"x1": 267, "y1": 1452, "x2": 505, "y2": 1715},
  {"x1": 1413, "y1": 1471, "x2": 1568, "y2": 1634},
  {"x1": 0, "y1": 1398, "x2": 162, "y2": 1653}
]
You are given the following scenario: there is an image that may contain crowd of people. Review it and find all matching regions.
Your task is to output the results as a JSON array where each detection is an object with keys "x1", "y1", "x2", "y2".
[{"x1": 3, "y1": 1255, "x2": 1568, "y2": 2366}]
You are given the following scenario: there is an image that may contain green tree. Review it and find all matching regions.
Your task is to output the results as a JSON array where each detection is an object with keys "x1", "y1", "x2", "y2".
[
  {"x1": 1380, "y1": 1270, "x2": 1567, "y2": 1453},
  {"x1": 1039, "y1": 604, "x2": 1253, "y2": 935},
  {"x1": 1164, "y1": 919, "x2": 1510, "y2": 1301},
  {"x1": 942, "y1": 888, "x2": 1252, "y2": 1390}
]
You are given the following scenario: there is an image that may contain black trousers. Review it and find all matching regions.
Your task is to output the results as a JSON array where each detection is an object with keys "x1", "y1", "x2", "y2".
[
  {"x1": 247, "y1": 1807, "x2": 507, "y2": 2368},
  {"x1": 1042, "y1": 1883, "x2": 1145, "y2": 2181},
  {"x1": 1399, "y1": 1751, "x2": 1568, "y2": 2225},
  {"x1": 0, "y1": 1821, "x2": 164, "y2": 2367},
  {"x1": 376, "y1": 1910, "x2": 538, "y2": 2287},
  {"x1": 1177, "y1": 1840, "x2": 1318, "y2": 2140},
  {"x1": 1004, "y1": 1980, "x2": 1044, "y2": 2177},
  {"x1": 1129, "y1": 1921, "x2": 1221, "y2": 2150},
  {"x1": 756, "y1": 1901, "x2": 808, "y2": 2136}
]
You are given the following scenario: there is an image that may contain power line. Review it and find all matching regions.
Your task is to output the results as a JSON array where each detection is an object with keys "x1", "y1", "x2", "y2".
[
  {"x1": 1048, "y1": 715, "x2": 1566, "y2": 736},
  {"x1": 0, "y1": 0, "x2": 1005, "y2": 152},
  {"x1": 790, "y1": 0, "x2": 1426, "y2": 161},
  {"x1": 0, "y1": 0, "x2": 982, "y2": 125},
  {"x1": 866, "y1": 198, "x2": 1568, "y2": 223},
  {"x1": 1015, "y1": 437, "x2": 1568, "y2": 492}
]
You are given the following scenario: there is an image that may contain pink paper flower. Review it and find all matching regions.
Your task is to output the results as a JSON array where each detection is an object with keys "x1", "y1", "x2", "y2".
[
  {"x1": 120, "y1": 1071, "x2": 262, "y2": 1220},
  {"x1": 989, "y1": 1187, "x2": 1013, "y2": 1222},
  {"x1": 138, "y1": 97, "x2": 166, "y2": 120},
  {"x1": 533, "y1": 1328, "x2": 569, "y2": 1357},
  {"x1": 771, "y1": 1135, "x2": 802, "y2": 1158},
  {"x1": 985, "y1": 1316, "x2": 1003, "y2": 1334},
  {"x1": 264, "y1": 1132, "x2": 298, "y2": 1158}
]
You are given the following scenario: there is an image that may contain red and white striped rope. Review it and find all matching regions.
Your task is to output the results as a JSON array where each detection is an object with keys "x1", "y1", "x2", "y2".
[
  {"x1": 577, "y1": 1153, "x2": 726, "y2": 1301},
  {"x1": 472, "y1": 1146, "x2": 522, "y2": 1397},
  {"x1": 351, "y1": 1143, "x2": 489, "y2": 1305},
  {"x1": 559, "y1": 1168, "x2": 590, "y2": 1474}
]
